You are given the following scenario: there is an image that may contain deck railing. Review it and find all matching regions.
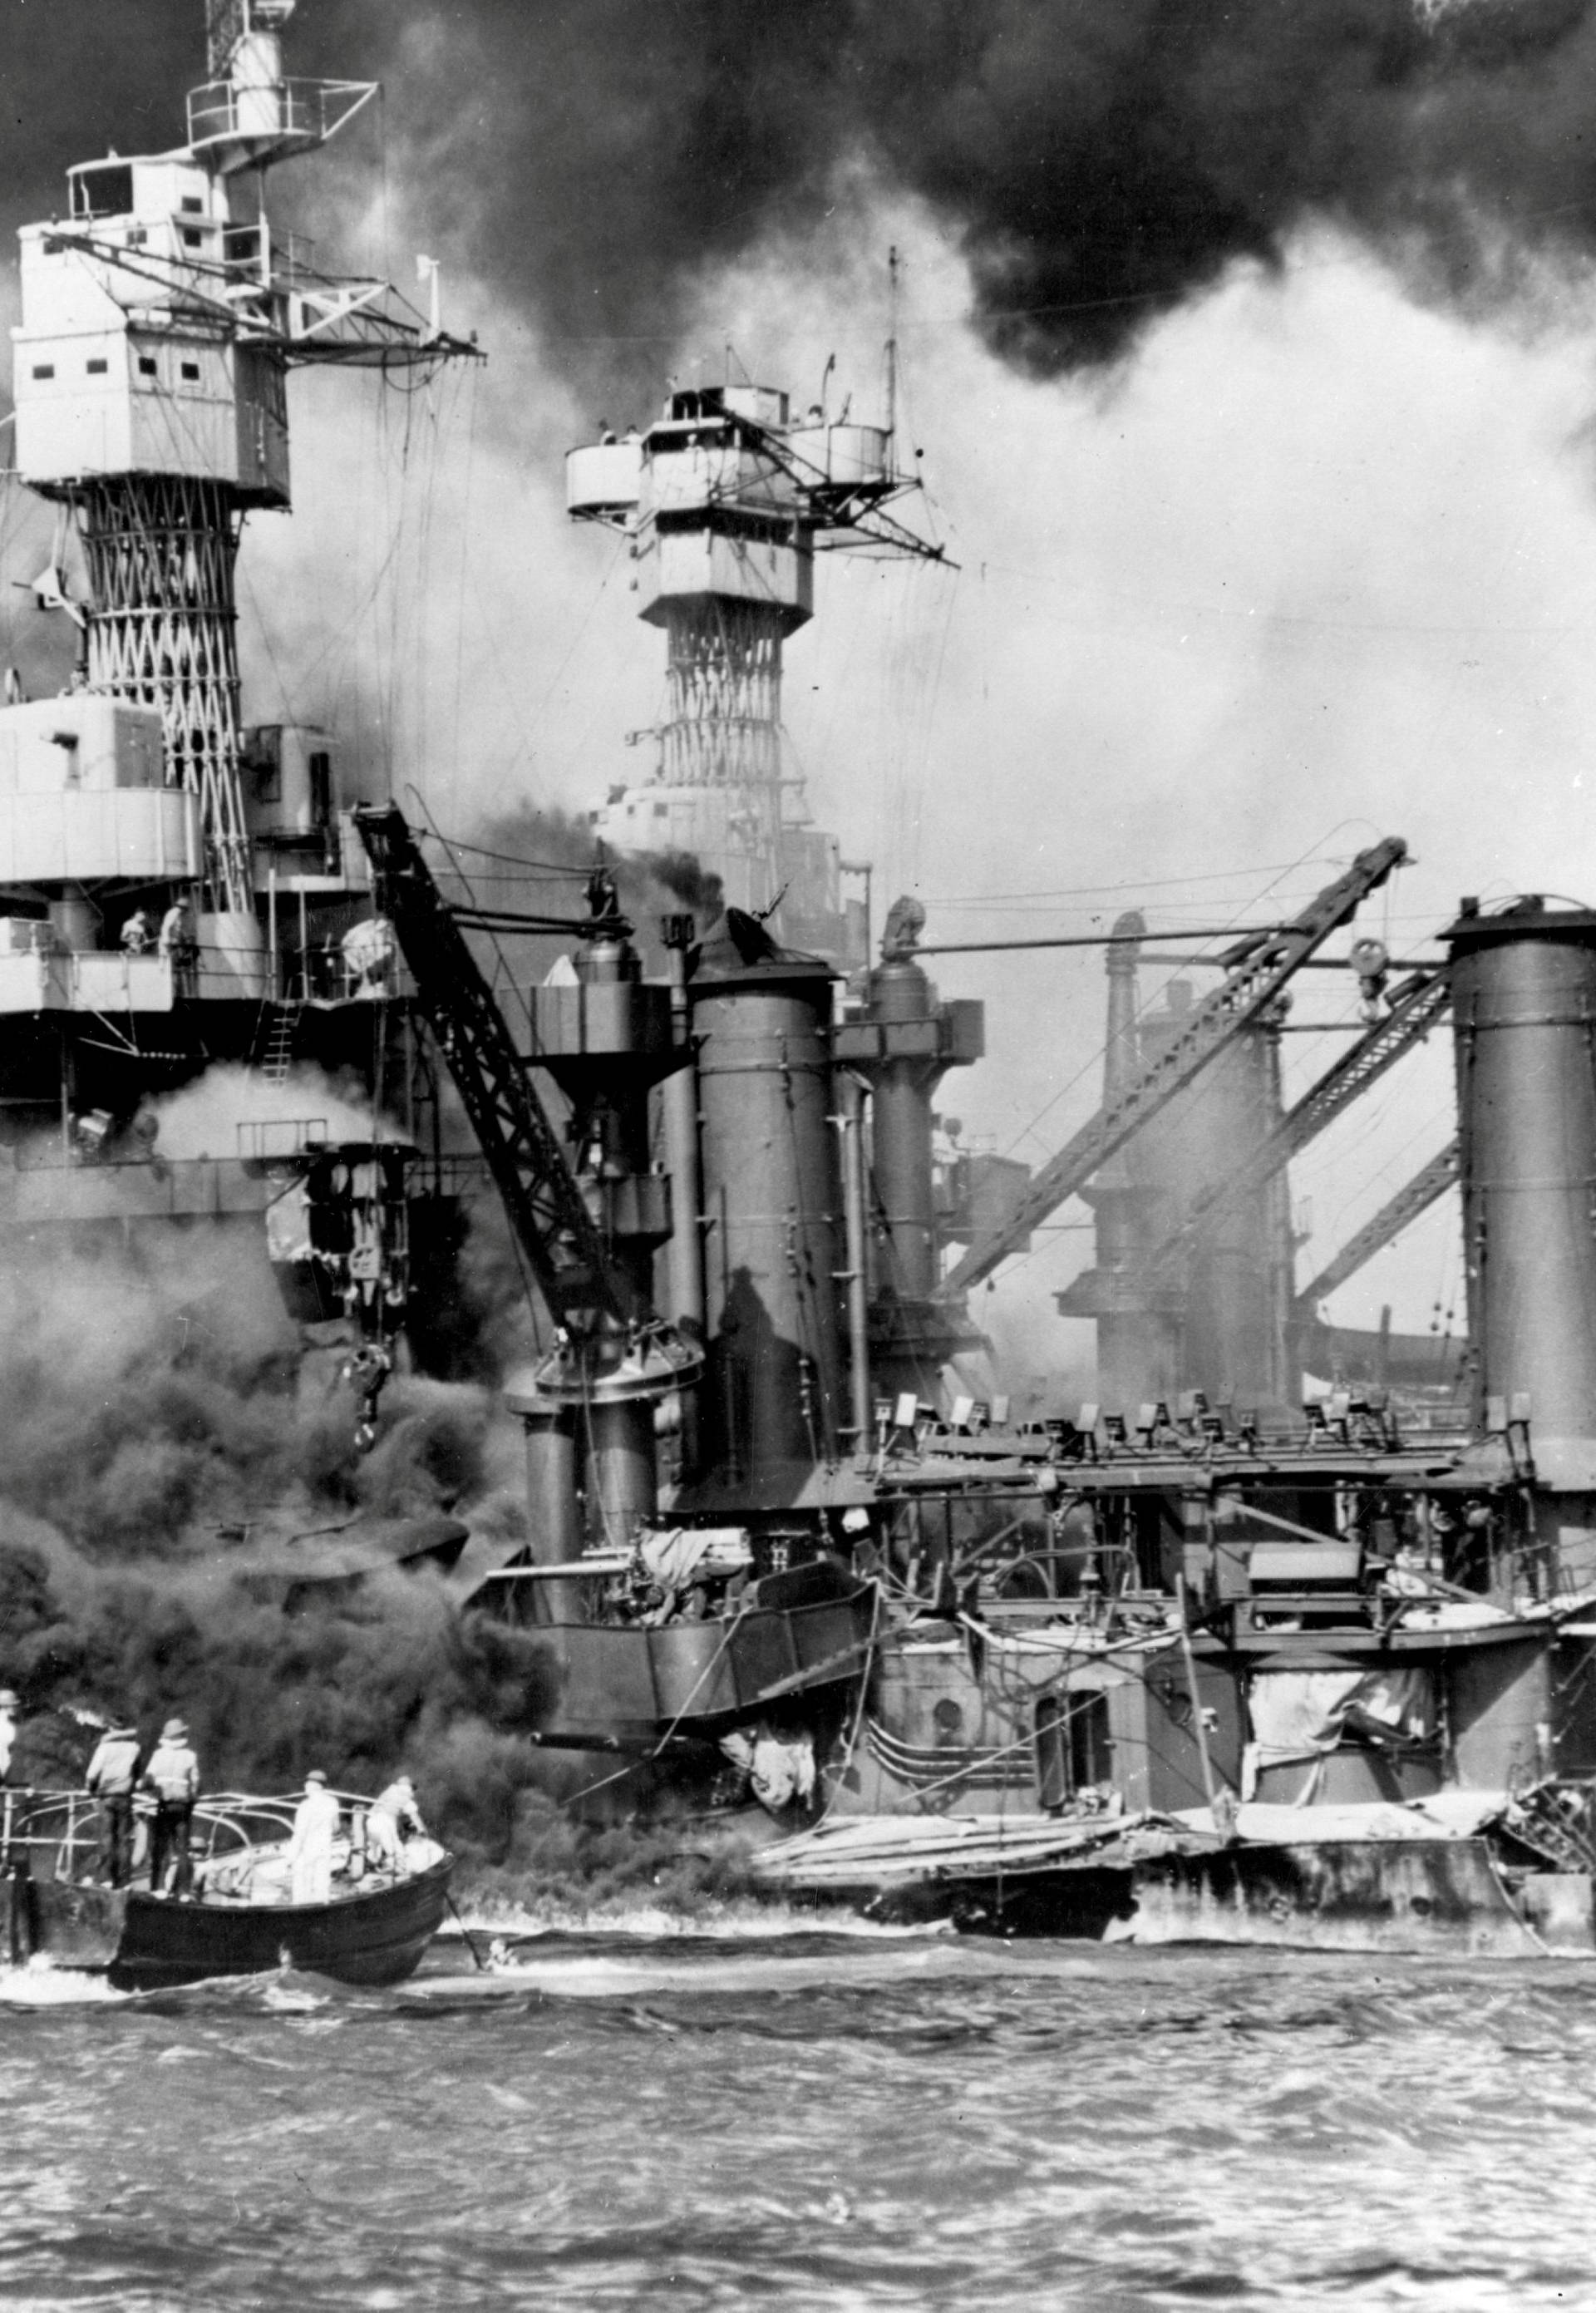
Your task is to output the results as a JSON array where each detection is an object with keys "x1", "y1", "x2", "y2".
[{"x1": 0, "y1": 1787, "x2": 380, "y2": 1886}]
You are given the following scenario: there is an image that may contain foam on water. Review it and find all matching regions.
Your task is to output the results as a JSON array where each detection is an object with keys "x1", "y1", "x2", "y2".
[
  {"x1": 416, "y1": 1935, "x2": 981, "y2": 2004},
  {"x1": 0, "y1": 1957, "x2": 126, "y2": 2005},
  {"x1": 454, "y1": 1896, "x2": 951, "y2": 1941}
]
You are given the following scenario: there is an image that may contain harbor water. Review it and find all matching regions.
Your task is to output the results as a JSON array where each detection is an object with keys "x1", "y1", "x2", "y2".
[{"x1": 1, "y1": 1924, "x2": 1593, "y2": 2311}]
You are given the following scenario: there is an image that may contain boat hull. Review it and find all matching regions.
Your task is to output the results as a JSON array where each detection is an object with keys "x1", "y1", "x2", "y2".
[{"x1": 17, "y1": 1857, "x2": 454, "y2": 1990}]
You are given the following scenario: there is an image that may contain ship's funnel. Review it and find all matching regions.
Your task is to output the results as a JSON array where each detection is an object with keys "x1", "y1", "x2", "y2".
[
  {"x1": 687, "y1": 915, "x2": 842, "y2": 1491},
  {"x1": 1447, "y1": 897, "x2": 1596, "y2": 1489}
]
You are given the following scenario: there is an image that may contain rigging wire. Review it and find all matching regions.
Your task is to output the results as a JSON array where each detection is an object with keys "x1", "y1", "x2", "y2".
[
  {"x1": 923, "y1": 858, "x2": 1355, "y2": 906},
  {"x1": 414, "y1": 831, "x2": 590, "y2": 879},
  {"x1": 994, "y1": 830, "x2": 1337, "y2": 1172}
]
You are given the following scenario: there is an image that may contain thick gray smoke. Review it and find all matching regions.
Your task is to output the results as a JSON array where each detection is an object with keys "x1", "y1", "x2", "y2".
[
  {"x1": 0, "y1": 1100, "x2": 570, "y2": 1858},
  {"x1": 11, "y1": 2, "x2": 1596, "y2": 407},
  {"x1": 334, "y1": 1, "x2": 1596, "y2": 395}
]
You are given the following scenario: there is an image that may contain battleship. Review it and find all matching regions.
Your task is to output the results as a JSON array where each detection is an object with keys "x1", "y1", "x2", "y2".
[
  {"x1": 0, "y1": 0, "x2": 491, "y2": 1448},
  {"x1": 6, "y1": 1, "x2": 1596, "y2": 1964}
]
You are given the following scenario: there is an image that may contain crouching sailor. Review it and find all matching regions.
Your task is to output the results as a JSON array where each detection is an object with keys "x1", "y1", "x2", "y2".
[
  {"x1": 86, "y1": 1719, "x2": 142, "y2": 1888},
  {"x1": 141, "y1": 1718, "x2": 200, "y2": 1897},
  {"x1": 288, "y1": 1771, "x2": 341, "y2": 1906},
  {"x1": 365, "y1": 1774, "x2": 427, "y2": 1875}
]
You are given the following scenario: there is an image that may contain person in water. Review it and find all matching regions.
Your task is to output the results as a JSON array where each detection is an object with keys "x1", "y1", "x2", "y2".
[
  {"x1": 141, "y1": 1718, "x2": 200, "y2": 1897},
  {"x1": 365, "y1": 1774, "x2": 427, "y2": 1874},
  {"x1": 287, "y1": 1771, "x2": 341, "y2": 1906},
  {"x1": 86, "y1": 1719, "x2": 142, "y2": 1887}
]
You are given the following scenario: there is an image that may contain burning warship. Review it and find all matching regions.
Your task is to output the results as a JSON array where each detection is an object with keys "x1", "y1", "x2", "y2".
[
  {"x1": 0, "y1": 0, "x2": 486, "y2": 1458},
  {"x1": 7, "y1": 0, "x2": 1596, "y2": 1964}
]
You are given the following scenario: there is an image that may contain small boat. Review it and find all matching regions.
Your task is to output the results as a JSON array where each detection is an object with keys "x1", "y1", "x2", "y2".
[{"x1": 0, "y1": 1788, "x2": 456, "y2": 1990}]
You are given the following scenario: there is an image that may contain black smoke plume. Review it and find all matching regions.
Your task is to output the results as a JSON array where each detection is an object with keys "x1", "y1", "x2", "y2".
[
  {"x1": 367, "y1": 0, "x2": 1596, "y2": 388},
  {"x1": 0, "y1": 1143, "x2": 565, "y2": 1857},
  {"x1": 12, "y1": 2, "x2": 1596, "y2": 407}
]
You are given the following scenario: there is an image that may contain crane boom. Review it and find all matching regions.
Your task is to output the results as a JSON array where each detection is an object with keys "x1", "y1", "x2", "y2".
[
  {"x1": 1135, "y1": 964, "x2": 1452, "y2": 1290},
  {"x1": 1296, "y1": 1140, "x2": 1461, "y2": 1310},
  {"x1": 354, "y1": 803, "x2": 626, "y2": 1339},
  {"x1": 937, "y1": 837, "x2": 1409, "y2": 1298}
]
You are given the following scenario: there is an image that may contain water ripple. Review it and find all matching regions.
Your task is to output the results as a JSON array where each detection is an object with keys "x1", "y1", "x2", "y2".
[{"x1": 0, "y1": 1938, "x2": 1592, "y2": 2307}]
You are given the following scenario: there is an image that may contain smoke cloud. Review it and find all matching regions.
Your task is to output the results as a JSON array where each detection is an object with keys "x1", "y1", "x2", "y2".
[
  {"x1": 0, "y1": 1074, "x2": 570, "y2": 1858},
  {"x1": 326, "y1": 0, "x2": 1596, "y2": 396},
  {"x1": 12, "y1": 2, "x2": 1596, "y2": 410}
]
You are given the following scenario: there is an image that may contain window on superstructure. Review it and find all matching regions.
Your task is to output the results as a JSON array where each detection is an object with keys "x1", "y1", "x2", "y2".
[
  {"x1": 138, "y1": 357, "x2": 158, "y2": 377},
  {"x1": 180, "y1": 362, "x2": 200, "y2": 382},
  {"x1": 86, "y1": 359, "x2": 108, "y2": 376},
  {"x1": 1070, "y1": 1693, "x2": 1112, "y2": 1788},
  {"x1": 1034, "y1": 1691, "x2": 1111, "y2": 1811},
  {"x1": 32, "y1": 366, "x2": 54, "y2": 381},
  {"x1": 71, "y1": 164, "x2": 133, "y2": 219},
  {"x1": 308, "y1": 752, "x2": 332, "y2": 827}
]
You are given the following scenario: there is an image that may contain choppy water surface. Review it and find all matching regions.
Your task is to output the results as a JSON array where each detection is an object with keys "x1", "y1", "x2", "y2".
[{"x1": 1, "y1": 1927, "x2": 1594, "y2": 2311}]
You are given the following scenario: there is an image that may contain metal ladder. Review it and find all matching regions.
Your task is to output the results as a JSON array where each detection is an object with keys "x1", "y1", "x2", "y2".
[{"x1": 260, "y1": 1000, "x2": 300, "y2": 1087}]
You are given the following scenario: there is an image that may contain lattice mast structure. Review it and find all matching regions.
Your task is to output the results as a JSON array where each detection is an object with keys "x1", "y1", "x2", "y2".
[
  {"x1": 567, "y1": 362, "x2": 943, "y2": 955},
  {"x1": 11, "y1": 0, "x2": 473, "y2": 933}
]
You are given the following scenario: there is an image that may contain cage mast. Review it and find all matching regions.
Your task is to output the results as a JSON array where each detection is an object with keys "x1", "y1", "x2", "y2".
[{"x1": 10, "y1": 0, "x2": 474, "y2": 925}]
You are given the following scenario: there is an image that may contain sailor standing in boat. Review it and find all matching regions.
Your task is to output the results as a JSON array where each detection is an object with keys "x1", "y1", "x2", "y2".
[
  {"x1": 288, "y1": 1770, "x2": 341, "y2": 1905},
  {"x1": 86, "y1": 1719, "x2": 142, "y2": 1887},
  {"x1": 141, "y1": 1718, "x2": 200, "y2": 1897},
  {"x1": 365, "y1": 1773, "x2": 427, "y2": 1874}
]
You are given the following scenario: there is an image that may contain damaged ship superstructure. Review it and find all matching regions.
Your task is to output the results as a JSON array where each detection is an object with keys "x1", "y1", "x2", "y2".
[
  {"x1": 750, "y1": 889, "x2": 1596, "y2": 1951},
  {"x1": 420, "y1": 804, "x2": 1596, "y2": 1953},
  {"x1": 11, "y1": 6, "x2": 1596, "y2": 1970},
  {"x1": 0, "y1": 0, "x2": 479, "y2": 1396}
]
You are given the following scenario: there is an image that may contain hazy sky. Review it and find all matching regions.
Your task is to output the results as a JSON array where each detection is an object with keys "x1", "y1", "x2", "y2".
[{"x1": 7, "y1": 1, "x2": 1596, "y2": 1376}]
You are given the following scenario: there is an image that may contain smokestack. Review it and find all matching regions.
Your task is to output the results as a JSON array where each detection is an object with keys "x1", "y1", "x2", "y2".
[
  {"x1": 688, "y1": 910, "x2": 841, "y2": 1491},
  {"x1": 527, "y1": 878, "x2": 687, "y2": 1541},
  {"x1": 1179, "y1": 1002, "x2": 1293, "y2": 1413},
  {"x1": 505, "y1": 1383, "x2": 584, "y2": 1625},
  {"x1": 1447, "y1": 896, "x2": 1596, "y2": 1491},
  {"x1": 833, "y1": 895, "x2": 984, "y2": 1404},
  {"x1": 1058, "y1": 911, "x2": 1182, "y2": 1412}
]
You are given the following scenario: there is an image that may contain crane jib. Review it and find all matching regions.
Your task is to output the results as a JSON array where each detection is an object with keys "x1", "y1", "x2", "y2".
[
  {"x1": 936, "y1": 836, "x2": 1408, "y2": 1299},
  {"x1": 352, "y1": 804, "x2": 628, "y2": 1336},
  {"x1": 1131, "y1": 962, "x2": 1452, "y2": 1290}
]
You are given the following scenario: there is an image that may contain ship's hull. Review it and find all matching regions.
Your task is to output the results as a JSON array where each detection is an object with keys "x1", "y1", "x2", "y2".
[{"x1": 755, "y1": 1818, "x2": 1590, "y2": 1955}]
